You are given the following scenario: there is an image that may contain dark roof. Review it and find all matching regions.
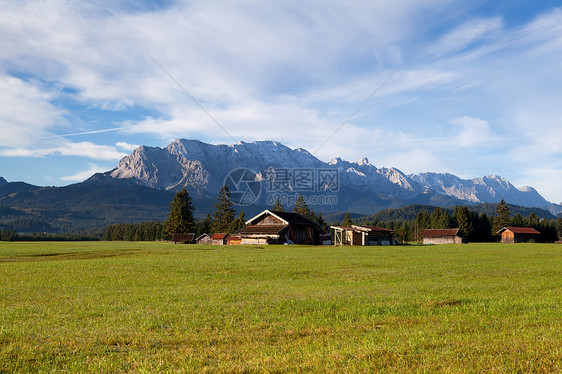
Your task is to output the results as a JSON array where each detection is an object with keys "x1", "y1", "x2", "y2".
[
  {"x1": 211, "y1": 233, "x2": 228, "y2": 239},
  {"x1": 171, "y1": 233, "x2": 195, "y2": 242},
  {"x1": 497, "y1": 227, "x2": 540, "y2": 235},
  {"x1": 421, "y1": 229, "x2": 460, "y2": 237},
  {"x1": 354, "y1": 225, "x2": 394, "y2": 233},
  {"x1": 238, "y1": 224, "x2": 288, "y2": 235},
  {"x1": 195, "y1": 233, "x2": 210, "y2": 241},
  {"x1": 254, "y1": 210, "x2": 318, "y2": 226}
]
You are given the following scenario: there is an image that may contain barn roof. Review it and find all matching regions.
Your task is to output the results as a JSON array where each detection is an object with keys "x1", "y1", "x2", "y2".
[
  {"x1": 171, "y1": 233, "x2": 195, "y2": 243},
  {"x1": 246, "y1": 210, "x2": 320, "y2": 227},
  {"x1": 238, "y1": 225, "x2": 288, "y2": 235},
  {"x1": 497, "y1": 227, "x2": 540, "y2": 235},
  {"x1": 195, "y1": 233, "x2": 210, "y2": 241},
  {"x1": 352, "y1": 225, "x2": 394, "y2": 234},
  {"x1": 421, "y1": 228, "x2": 460, "y2": 237},
  {"x1": 211, "y1": 233, "x2": 228, "y2": 239}
]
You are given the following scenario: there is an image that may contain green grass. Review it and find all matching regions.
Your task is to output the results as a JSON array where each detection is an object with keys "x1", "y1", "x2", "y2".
[{"x1": 0, "y1": 242, "x2": 560, "y2": 373}]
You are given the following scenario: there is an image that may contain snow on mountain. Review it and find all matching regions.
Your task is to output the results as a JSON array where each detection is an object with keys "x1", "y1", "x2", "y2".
[
  {"x1": 88, "y1": 139, "x2": 553, "y2": 211},
  {"x1": 410, "y1": 172, "x2": 549, "y2": 207}
]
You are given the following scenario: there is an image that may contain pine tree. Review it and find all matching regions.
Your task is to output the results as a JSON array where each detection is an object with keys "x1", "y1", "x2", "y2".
[
  {"x1": 316, "y1": 212, "x2": 329, "y2": 232},
  {"x1": 511, "y1": 213, "x2": 524, "y2": 227},
  {"x1": 492, "y1": 198, "x2": 511, "y2": 234},
  {"x1": 342, "y1": 212, "x2": 353, "y2": 227},
  {"x1": 293, "y1": 194, "x2": 317, "y2": 221},
  {"x1": 230, "y1": 210, "x2": 246, "y2": 233},
  {"x1": 163, "y1": 188, "x2": 195, "y2": 238},
  {"x1": 453, "y1": 206, "x2": 473, "y2": 238},
  {"x1": 211, "y1": 186, "x2": 235, "y2": 233},
  {"x1": 272, "y1": 198, "x2": 285, "y2": 212},
  {"x1": 196, "y1": 214, "x2": 212, "y2": 237}
]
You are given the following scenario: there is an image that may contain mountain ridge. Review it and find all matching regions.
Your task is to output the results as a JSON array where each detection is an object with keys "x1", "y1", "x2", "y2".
[{"x1": 86, "y1": 139, "x2": 558, "y2": 214}]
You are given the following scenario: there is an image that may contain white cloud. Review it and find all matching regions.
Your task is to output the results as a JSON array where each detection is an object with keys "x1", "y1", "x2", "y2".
[
  {"x1": 450, "y1": 116, "x2": 493, "y2": 147},
  {"x1": 0, "y1": 74, "x2": 67, "y2": 147},
  {"x1": 0, "y1": 141, "x2": 126, "y2": 160},
  {"x1": 429, "y1": 17, "x2": 503, "y2": 57},
  {"x1": 61, "y1": 163, "x2": 111, "y2": 182},
  {"x1": 115, "y1": 142, "x2": 139, "y2": 152}
]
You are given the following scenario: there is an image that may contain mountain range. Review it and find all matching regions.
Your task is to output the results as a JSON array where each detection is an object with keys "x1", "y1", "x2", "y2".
[
  {"x1": 87, "y1": 139, "x2": 559, "y2": 213},
  {"x1": 1, "y1": 139, "x2": 560, "y2": 232}
]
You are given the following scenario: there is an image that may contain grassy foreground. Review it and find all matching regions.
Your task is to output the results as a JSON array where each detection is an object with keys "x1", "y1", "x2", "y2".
[{"x1": 0, "y1": 242, "x2": 560, "y2": 373}]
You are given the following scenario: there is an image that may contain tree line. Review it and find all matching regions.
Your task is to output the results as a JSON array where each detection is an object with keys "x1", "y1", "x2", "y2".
[{"x1": 102, "y1": 187, "x2": 331, "y2": 241}]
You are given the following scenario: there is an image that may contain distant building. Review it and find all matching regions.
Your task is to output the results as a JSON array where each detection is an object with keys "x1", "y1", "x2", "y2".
[
  {"x1": 238, "y1": 210, "x2": 325, "y2": 245},
  {"x1": 171, "y1": 233, "x2": 195, "y2": 244},
  {"x1": 211, "y1": 233, "x2": 229, "y2": 245},
  {"x1": 497, "y1": 227, "x2": 540, "y2": 243},
  {"x1": 331, "y1": 225, "x2": 395, "y2": 246},
  {"x1": 421, "y1": 228, "x2": 465, "y2": 244},
  {"x1": 227, "y1": 235, "x2": 242, "y2": 245},
  {"x1": 195, "y1": 233, "x2": 212, "y2": 245}
]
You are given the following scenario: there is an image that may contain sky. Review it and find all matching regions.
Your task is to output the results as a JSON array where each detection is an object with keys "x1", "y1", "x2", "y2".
[{"x1": 1, "y1": 0, "x2": 561, "y2": 203}]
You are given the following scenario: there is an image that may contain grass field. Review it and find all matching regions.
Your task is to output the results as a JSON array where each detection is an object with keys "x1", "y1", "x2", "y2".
[{"x1": 0, "y1": 242, "x2": 560, "y2": 373}]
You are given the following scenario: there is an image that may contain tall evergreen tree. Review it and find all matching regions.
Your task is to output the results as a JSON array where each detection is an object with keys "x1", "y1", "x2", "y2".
[
  {"x1": 492, "y1": 198, "x2": 511, "y2": 234},
  {"x1": 211, "y1": 186, "x2": 235, "y2": 233},
  {"x1": 293, "y1": 194, "x2": 316, "y2": 221},
  {"x1": 453, "y1": 206, "x2": 473, "y2": 238},
  {"x1": 163, "y1": 188, "x2": 195, "y2": 238},
  {"x1": 316, "y1": 212, "x2": 329, "y2": 232},
  {"x1": 511, "y1": 213, "x2": 524, "y2": 227},
  {"x1": 272, "y1": 198, "x2": 285, "y2": 212},
  {"x1": 342, "y1": 212, "x2": 353, "y2": 227},
  {"x1": 230, "y1": 210, "x2": 246, "y2": 233}
]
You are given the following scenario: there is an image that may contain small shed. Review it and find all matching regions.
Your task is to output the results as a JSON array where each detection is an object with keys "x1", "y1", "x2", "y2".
[
  {"x1": 227, "y1": 235, "x2": 242, "y2": 245},
  {"x1": 211, "y1": 233, "x2": 229, "y2": 245},
  {"x1": 171, "y1": 233, "x2": 195, "y2": 244},
  {"x1": 497, "y1": 227, "x2": 540, "y2": 243},
  {"x1": 332, "y1": 225, "x2": 395, "y2": 246},
  {"x1": 196, "y1": 233, "x2": 212, "y2": 245},
  {"x1": 421, "y1": 228, "x2": 465, "y2": 244}
]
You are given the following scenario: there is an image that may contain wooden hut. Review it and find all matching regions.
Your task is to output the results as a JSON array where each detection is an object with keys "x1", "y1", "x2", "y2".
[
  {"x1": 238, "y1": 210, "x2": 324, "y2": 245},
  {"x1": 195, "y1": 233, "x2": 212, "y2": 245},
  {"x1": 171, "y1": 233, "x2": 195, "y2": 244},
  {"x1": 421, "y1": 228, "x2": 465, "y2": 244},
  {"x1": 211, "y1": 233, "x2": 229, "y2": 245},
  {"x1": 496, "y1": 227, "x2": 540, "y2": 243},
  {"x1": 332, "y1": 225, "x2": 395, "y2": 246}
]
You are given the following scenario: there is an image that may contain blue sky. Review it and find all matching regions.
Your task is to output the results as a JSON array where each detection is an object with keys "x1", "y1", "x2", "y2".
[{"x1": 1, "y1": 0, "x2": 561, "y2": 203}]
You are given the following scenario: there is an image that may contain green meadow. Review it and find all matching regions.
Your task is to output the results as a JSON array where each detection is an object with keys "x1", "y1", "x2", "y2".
[{"x1": 0, "y1": 242, "x2": 560, "y2": 373}]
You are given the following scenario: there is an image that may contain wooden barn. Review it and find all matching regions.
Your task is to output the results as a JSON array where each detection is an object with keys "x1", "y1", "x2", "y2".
[
  {"x1": 238, "y1": 210, "x2": 325, "y2": 245},
  {"x1": 195, "y1": 233, "x2": 212, "y2": 245},
  {"x1": 331, "y1": 225, "x2": 395, "y2": 246},
  {"x1": 421, "y1": 228, "x2": 465, "y2": 244},
  {"x1": 211, "y1": 233, "x2": 229, "y2": 245},
  {"x1": 497, "y1": 227, "x2": 540, "y2": 243},
  {"x1": 171, "y1": 233, "x2": 195, "y2": 244}
]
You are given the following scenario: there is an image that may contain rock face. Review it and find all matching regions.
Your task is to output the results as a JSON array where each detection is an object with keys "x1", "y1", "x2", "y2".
[{"x1": 87, "y1": 139, "x2": 554, "y2": 213}]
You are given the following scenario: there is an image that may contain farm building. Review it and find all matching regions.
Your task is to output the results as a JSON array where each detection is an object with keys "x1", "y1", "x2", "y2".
[
  {"x1": 238, "y1": 210, "x2": 325, "y2": 245},
  {"x1": 211, "y1": 233, "x2": 229, "y2": 245},
  {"x1": 497, "y1": 227, "x2": 540, "y2": 243},
  {"x1": 195, "y1": 233, "x2": 212, "y2": 245},
  {"x1": 331, "y1": 225, "x2": 395, "y2": 246},
  {"x1": 421, "y1": 228, "x2": 465, "y2": 244},
  {"x1": 227, "y1": 235, "x2": 242, "y2": 245},
  {"x1": 171, "y1": 233, "x2": 195, "y2": 244}
]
